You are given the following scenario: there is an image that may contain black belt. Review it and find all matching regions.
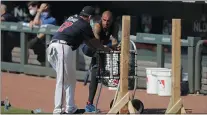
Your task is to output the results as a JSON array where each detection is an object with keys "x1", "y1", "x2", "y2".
[
  {"x1": 47, "y1": 39, "x2": 75, "y2": 50},
  {"x1": 47, "y1": 39, "x2": 70, "y2": 46}
]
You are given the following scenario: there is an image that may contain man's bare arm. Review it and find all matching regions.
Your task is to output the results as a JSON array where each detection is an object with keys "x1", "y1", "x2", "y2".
[
  {"x1": 93, "y1": 23, "x2": 101, "y2": 40},
  {"x1": 33, "y1": 3, "x2": 48, "y2": 25},
  {"x1": 33, "y1": 11, "x2": 41, "y2": 25},
  {"x1": 1, "y1": 17, "x2": 5, "y2": 21},
  {"x1": 37, "y1": 33, "x2": 45, "y2": 39},
  {"x1": 84, "y1": 38, "x2": 104, "y2": 50},
  {"x1": 84, "y1": 38, "x2": 111, "y2": 52},
  {"x1": 86, "y1": 23, "x2": 112, "y2": 52}
]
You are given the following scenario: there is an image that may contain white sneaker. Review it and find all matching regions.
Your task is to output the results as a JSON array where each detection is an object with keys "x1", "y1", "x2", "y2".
[
  {"x1": 53, "y1": 109, "x2": 62, "y2": 114},
  {"x1": 65, "y1": 106, "x2": 78, "y2": 114}
]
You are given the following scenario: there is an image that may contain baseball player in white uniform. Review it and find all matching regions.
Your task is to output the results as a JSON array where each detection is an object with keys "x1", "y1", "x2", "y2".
[{"x1": 46, "y1": 6, "x2": 111, "y2": 114}]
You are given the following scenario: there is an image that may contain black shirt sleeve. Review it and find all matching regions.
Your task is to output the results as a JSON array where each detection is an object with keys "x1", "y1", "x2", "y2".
[
  {"x1": 2, "y1": 13, "x2": 18, "y2": 22},
  {"x1": 81, "y1": 23, "x2": 95, "y2": 41}
]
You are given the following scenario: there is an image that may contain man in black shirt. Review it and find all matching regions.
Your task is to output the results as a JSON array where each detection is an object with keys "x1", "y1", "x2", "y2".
[
  {"x1": 1, "y1": 4, "x2": 19, "y2": 62},
  {"x1": 82, "y1": 10, "x2": 119, "y2": 113},
  {"x1": 1, "y1": 4, "x2": 18, "y2": 22},
  {"x1": 47, "y1": 6, "x2": 111, "y2": 114}
]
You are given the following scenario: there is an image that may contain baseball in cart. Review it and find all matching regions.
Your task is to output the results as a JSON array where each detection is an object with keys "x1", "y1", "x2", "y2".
[{"x1": 84, "y1": 40, "x2": 144, "y2": 113}]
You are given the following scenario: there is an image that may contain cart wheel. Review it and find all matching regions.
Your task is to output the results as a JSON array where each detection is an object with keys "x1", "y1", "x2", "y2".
[
  {"x1": 110, "y1": 99, "x2": 114, "y2": 109},
  {"x1": 110, "y1": 99, "x2": 144, "y2": 114},
  {"x1": 131, "y1": 99, "x2": 144, "y2": 113}
]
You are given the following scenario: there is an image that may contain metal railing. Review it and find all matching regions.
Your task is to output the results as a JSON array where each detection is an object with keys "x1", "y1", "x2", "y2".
[
  {"x1": 195, "y1": 40, "x2": 207, "y2": 94},
  {"x1": 1, "y1": 22, "x2": 65, "y2": 77},
  {"x1": 0, "y1": 22, "x2": 202, "y2": 93},
  {"x1": 134, "y1": 33, "x2": 200, "y2": 93}
]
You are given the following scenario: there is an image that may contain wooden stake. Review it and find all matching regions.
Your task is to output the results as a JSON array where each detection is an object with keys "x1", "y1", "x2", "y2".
[
  {"x1": 119, "y1": 15, "x2": 131, "y2": 93},
  {"x1": 128, "y1": 100, "x2": 137, "y2": 113},
  {"x1": 116, "y1": 15, "x2": 131, "y2": 114},
  {"x1": 108, "y1": 15, "x2": 137, "y2": 114},
  {"x1": 107, "y1": 92, "x2": 130, "y2": 114},
  {"x1": 165, "y1": 19, "x2": 186, "y2": 114}
]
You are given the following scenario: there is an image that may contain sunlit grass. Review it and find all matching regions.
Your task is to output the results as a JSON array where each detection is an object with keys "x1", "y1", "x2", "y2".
[{"x1": 1, "y1": 106, "x2": 32, "y2": 114}]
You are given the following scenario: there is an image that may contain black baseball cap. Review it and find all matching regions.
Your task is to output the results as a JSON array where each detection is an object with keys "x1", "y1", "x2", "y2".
[{"x1": 80, "y1": 6, "x2": 95, "y2": 17}]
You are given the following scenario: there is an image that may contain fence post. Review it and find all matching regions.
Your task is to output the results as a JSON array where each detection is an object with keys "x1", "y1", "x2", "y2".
[
  {"x1": 195, "y1": 39, "x2": 207, "y2": 94},
  {"x1": 76, "y1": 49, "x2": 79, "y2": 70},
  {"x1": 45, "y1": 34, "x2": 51, "y2": 67},
  {"x1": 20, "y1": 32, "x2": 28, "y2": 72},
  {"x1": 1, "y1": 32, "x2": 4, "y2": 64},
  {"x1": 187, "y1": 37, "x2": 198, "y2": 93},
  {"x1": 157, "y1": 44, "x2": 164, "y2": 67}
]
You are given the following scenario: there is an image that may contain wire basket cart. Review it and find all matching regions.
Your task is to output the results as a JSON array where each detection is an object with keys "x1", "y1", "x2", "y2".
[{"x1": 84, "y1": 40, "x2": 144, "y2": 113}]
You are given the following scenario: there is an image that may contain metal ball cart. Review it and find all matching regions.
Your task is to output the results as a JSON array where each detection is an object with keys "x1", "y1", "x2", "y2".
[{"x1": 84, "y1": 40, "x2": 144, "y2": 113}]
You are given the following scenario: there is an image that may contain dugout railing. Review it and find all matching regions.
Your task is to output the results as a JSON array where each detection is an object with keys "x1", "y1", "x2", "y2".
[
  {"x1": 195, "y1": 40, "x2": 207, "y2": 95},
  {"x1": 0, "y1": 21, "x2": 201, "y2": 94}
]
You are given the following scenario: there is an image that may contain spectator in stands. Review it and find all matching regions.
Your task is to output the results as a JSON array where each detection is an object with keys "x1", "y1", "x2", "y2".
[
  {"x1": 1, "y1": 4, "x2": 19, "y2": 62},
  {"x1": 27, "y1": 2, "x2": 56, "y2": 65},
  {"x1": 162, "y1": 20, "x2": 171, "y2": 35},
  {"x1": 1, "y1": 4, "x2": 18, "y2": 22},
  {"x1": 27, "y1": 1, "x2": 39, "y2": 24},
  {"x1": 28, "y1": 2, "x2": 56, "y2": 27}
]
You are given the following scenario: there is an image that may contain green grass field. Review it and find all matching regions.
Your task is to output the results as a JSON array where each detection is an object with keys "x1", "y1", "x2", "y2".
[{"x1": 1, "y1": 106, "x2": 32, "y2": 114}]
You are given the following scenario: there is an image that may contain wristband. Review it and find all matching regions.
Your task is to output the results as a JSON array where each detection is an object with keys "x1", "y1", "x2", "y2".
[{"x1": 106, "y1": 41, "x2": 112, "y2": 47}]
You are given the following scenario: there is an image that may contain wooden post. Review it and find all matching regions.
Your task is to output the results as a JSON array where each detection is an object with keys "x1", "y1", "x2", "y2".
[
  {"x1": 118, "y1": 15, "x2": 130, "y2": 113},
  {"x1": 107, "y1": 15, "x2": 137, "y2": 114},
  {"x1": 165, "y1": 19, "x2": 186, "y2": 114}
]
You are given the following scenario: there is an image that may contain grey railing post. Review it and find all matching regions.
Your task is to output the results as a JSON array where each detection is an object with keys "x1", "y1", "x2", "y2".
[
  {"x1": 157, "y1": 44, "x2": 164, "y2": 67},
  {"x1": 195, "y1": 39, "x2": 207, "y2": 93},
  {"x1": 187, "y1": 37, "x2": 199, "y2": 93},
  {"x1": 1, "y1": 32, "x2": 4, "y2": 63},
  {"x1": 76, "y1": 49, "x2": 79, "y2": 70},
  {"x1": 45, "y1": 34, "x2": 51, "y2": 67},
  {"x1": 20, "y1": 32, "x2": 28, "y2": 72}
]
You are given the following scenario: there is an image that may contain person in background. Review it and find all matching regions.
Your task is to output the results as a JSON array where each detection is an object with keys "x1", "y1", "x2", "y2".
[
  {"x1": 162, "y1": 20, "x2": 171, "y2": 35},
  {"x1": 137, "y1": 14, "x2": 159, "y2": 52},
  {"x1": 1, "y1": 4, "x2": 18, "y2": 22},
  {"x1": 1, "y1": 3, "x2": 19, "y2": 62},
  {"x1": 82, "y1": 11, "x2": 119, "y2": 112},
  {"x1": 141, "y1": 14, "x2": 152, "y2": 33},
  {"x1": 90, "y1": 5, "x2": 101, "y2": 29},
  {"x1": 28, "y1": 2, "x2": 56, "y2": 27},
  {"x1": 27, "y1": 2, "x2": 56, "y2": 65},
  {"x1": 27, "y1": 1, "x2": 39, "y2": 22}
]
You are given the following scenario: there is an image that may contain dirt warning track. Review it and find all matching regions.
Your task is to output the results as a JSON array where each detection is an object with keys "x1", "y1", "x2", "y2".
[{"x1": 1, "y1": 72, "x2": 207, "y2": 113}]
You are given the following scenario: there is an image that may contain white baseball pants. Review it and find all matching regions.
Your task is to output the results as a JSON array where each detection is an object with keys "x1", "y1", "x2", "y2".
[{"x1": 47, "y1": 42, "x2": 77, "y2": 113}]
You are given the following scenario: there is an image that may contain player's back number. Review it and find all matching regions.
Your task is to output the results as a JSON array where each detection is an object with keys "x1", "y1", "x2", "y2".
[{"x1": 58, "y1": 21, "x2": 73, "y2": 32}]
